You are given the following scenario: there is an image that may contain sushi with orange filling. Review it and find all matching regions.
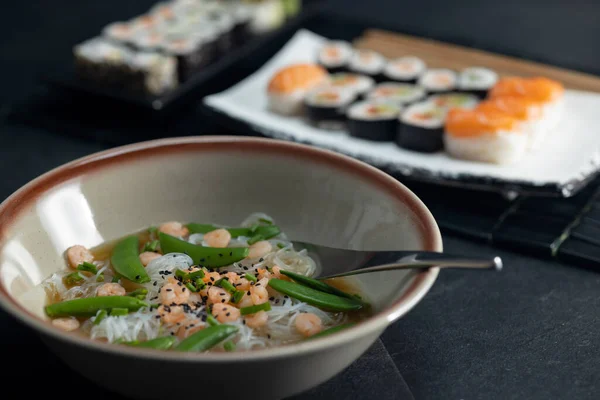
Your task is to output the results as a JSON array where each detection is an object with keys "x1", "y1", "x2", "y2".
[
  {"x1": 396, "y1": 101, "x2": 446, "y2": 152},
  {"x1": 444, "y1": 108, "x2": 527, "y2": 164},
  {"x1": 317, "y1": 41, "x2": 353, "y2": 73},
  {"x1": 489, "y1": 76, "x2": 564, "y2": 129},
  {"x1": 347, "y1": 100, "x2": 402, "y2": 142},
  {"x1": 267, "y1": 64, "x2": 329, "y2": 115},
  {"x1": 476, "y1": 96, "x2": 545, "y2": 150},
  {"x1": 304, "y1": 86, "x2": 356, "y2": 130}
]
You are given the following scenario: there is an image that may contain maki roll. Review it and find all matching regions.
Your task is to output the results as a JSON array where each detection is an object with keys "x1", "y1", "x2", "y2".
[
  {"x1": 131, "y1": 31, "x2": 165, "y2": 52},
  {"x1": 367, "y1": 83, "x2": 426, "y2": 106},
  {"x1": 304, "y1": 86, "x2": 356, "y2": 130},
  {"x1": 230, "y1": 2, "x2": 254, "y2": 46},
  {"x1": 444, "y1": 108, "x2": 527, "y2": 164},
  {"x1": 205, "y1": 10, "x2": 236, "y2": 55},
  {"x1": 149, "y1": 2, "x2": 178, "y2": 24},
  {"x1": 163, "y1": 36, "x2": 206, "y2": 82},
  {"x1": 418, "y1": 69, "x2": 458, "y2": 95},
  {"x1": 317, "y1": 41, "x2": 353, "y2": 73},
  {"x1": 428, "y1": 93, "x2": 480, "y2": 111},
  {"x1": 326, "y1": 73, "x2": 375, "y2": 97},
  {"x1": 347, "y1": 100, "x2": 402, "y2": 142},
  {"x1": 396, "y1": 101, "x2": 446, "y2": 153},
  {"x1": 129, "y1": 14, "x2": 162, "y2": 32},
  {"x1": 129, "y1": 51, "x2": 178, "y2": 95},
  {"x1": 383, "y1": 56, "x2": 426, "y2": 84},
  {"x1": 267, "y1": 64, "x2": 328, "y2": 115},
  {"x1": 74, "y1": 37, "x2": 132, "y2": 87},
  {"x1": 348, "y1": 49, "x2": 386, "y2": 81},
  {"x1": 102, "y1": 22, "x2": 137, "y2": 46},
  {"x1": 458, "y1": 67, "x2": 498, "y2": 98}
]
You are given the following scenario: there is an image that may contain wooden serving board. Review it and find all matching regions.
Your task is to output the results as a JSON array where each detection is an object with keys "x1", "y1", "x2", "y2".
[{"x1": 353, "y1": 29, "x2": 600, "y2": 92}]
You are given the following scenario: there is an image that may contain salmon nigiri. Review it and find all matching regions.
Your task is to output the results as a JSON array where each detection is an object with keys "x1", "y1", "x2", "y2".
[
  {"x1": 476, "y1": 96, "x2": 546, "y2": 150},
  {"x1": 443, "y1": 108, "x2": 527, "y2": 164},
  {"x1": 267, "y1": 64, "x2": 328, "y2": 115}
]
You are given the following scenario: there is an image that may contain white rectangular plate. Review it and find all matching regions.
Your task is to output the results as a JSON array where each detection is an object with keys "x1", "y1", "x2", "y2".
[{"x1": 205, "y1": 29, "x2": 600, "y2": 197}]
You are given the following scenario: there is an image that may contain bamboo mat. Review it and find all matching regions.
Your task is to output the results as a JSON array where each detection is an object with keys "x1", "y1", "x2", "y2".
[{"x1": 354, "y1": 29, "x2": 600, "y2": 92}]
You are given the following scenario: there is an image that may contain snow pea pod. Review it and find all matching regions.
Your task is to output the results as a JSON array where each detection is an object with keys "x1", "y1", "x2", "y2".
[
  {"x1": 267, "y1": 279, "x2": 363, "y2": 312},
  {"x1": 307, "y1": 323, "x2": 356, "y2": 340},
  {"x1": 159, "y1": 232, "x2": 249, "y2": 268},
  {"x1": 176, "y1": 324, "x2": 238, "y2": 352},
  {"x1": 279, "y1": 270, "x2": 359, "y2": 300},
  {"x1": 45, "y1": 296, "x2": 148, "y2": 318},
  {"x1": 125, "y1": 336, "x2": 176, "y2": 350},
  {"x1": 111, "y1": 236, "x2": 150, "y2": 283},
  {"x1": 186, "y1": 223, "x2": 281, "y2": 241}
]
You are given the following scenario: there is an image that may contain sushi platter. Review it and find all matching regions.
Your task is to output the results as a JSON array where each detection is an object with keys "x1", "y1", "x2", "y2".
[
  {"x1": 43, "y1": 0, "x2": 307, "y2": 110},
  {"x1": 204, "y1": 29, "x2": 600, "y2": 197}
]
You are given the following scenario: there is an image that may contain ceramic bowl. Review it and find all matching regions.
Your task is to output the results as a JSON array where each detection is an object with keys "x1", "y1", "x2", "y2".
[{"x1": 0, "y1": 136, "x2": 441, "y2": 399}]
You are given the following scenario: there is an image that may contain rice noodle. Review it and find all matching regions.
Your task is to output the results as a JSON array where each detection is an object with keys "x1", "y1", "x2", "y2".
[{"x1": 90, "y1": 308, "x2": 161, "y2": 343}]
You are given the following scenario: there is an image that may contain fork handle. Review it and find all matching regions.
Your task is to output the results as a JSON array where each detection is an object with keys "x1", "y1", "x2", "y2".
[{"x1": 318, "y1": 252, "x2": 502, "y2": 279}]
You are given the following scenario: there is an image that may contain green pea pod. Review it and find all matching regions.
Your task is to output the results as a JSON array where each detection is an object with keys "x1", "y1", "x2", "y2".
[
  {"x1": 307, "y1": 323, "x2": 356, "y2": 340},
  {"x1": 159, "y1": 233, "x2": 249, "y2": 268},
  {"x1": 186, "y1": 223, "x2": 281, "y2": 241},
  {"x1": 280, "y1": 270, "x2": 359, "y2": 300},
  {"x1": 45, "y1": 296, "x2": 148, "y2": 318},
  {"x1": 125, "y1": 336, "x2": 176, "y2": 350},
  {"x1": 176, "y1": 324, "x2": 238, "y2": 352},
  {"x1": 111, "y1": 236, "x2": 150, "y2": 283},
  {"x1": 268, "y1": 279, "x2": 363, "y2": 312}
]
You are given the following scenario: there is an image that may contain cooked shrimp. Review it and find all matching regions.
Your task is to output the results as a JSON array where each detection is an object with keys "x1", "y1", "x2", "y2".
[
  {"x1": 237, "y1": 292, "x2": 254, "y2": 308},
  {"x1": 96, "y1": 283, "x2": 126, "y2": 297},
  {"x1": 203, "y1": 228, "x2": 231, "y2": 248},
  {"x1": 188, "y1": 292, "x2": 202, "y2": 305},
  {"x1": 235, "y1": 277, "x2": 251, "y2": 291},
  {"x1": 158, "y1": 305, "x2": 186, "y2": 324},
  {"x1": 177, "y1": 321, "x2": 204, "y2": 339},
  {"x1": 272, "y1": 266, "x2": 283, "y2": 279},
  {"x1": 66, "y1": 245, "x2": 94, "y2": 269},
  {"x1": 250, "y1": 278, "x2": 269, "y2": 305},
  {"x1": 52, "y1": 317, "x2": 80, "y2": 332},
  {"x1": 224, "y1": 271, "x2": 240, "y2": 284},
  {"x1": 248, "y1": 240, "x2": 272, "y2": 259},
  {"x1": 245, "y1": 310, "x2": 268, "y2": 329},
  {"x1": 159, "y1": 221, "x2": 189, "y2": 237},
  {"x1": 211, "y1": 302, "x2": 240, "y2": 323},
  {"x1": 295, "y1": 313, "x2": 322, "y2": 337},
  {"x1": 203, "y1": 271, "x2": 221, "y2": 285},
  {"x1": 256, "y1": 268, "x2": 272, "y2": 280},
  {"x1": 159, "y1": 281, "x2": 190, "y2": 305},
  {"x1": 139, "y1": 251, "x2": 161, "y2": 266},
  {"x1": 208, "y1": 286, "x2": 231, "y2": 304}
]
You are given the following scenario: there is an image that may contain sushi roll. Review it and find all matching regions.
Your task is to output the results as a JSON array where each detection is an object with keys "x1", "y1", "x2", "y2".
[
  {"x1": 317, "y1": 41, "x2": 353, "y2": 73},
  {"x1": 326, "y1": 73, "x2": 375, "y2": 97},
  {"x1": 428, "y1": 93, "x2": 480, "y2": 110},
  {"x1": 348, "y1": 50, "x2": 386, "y2": 81},
  {"x1": 476, "y1": 96, "x2": 546, "y2": 150},
  {"x1": 304, "y1": 86, "x2": 356, "y2": 130},
  {"x1": 162, "y1": 36, "x2": 206, "y2": 82},
  {"x1": 458, "y1": 67, "x2": 498, "y2": 98},
  {"x1": 396, "y1": 101, "x2": 446, "y2": 153},
  {"x1": 205, "y1": 10, "x2": 236, "y2": 55},
  {"x1": 489, "y1": 76, "x2": 564, "y2": 130},
  {"x1": 444, "y1": 108, "x2": 527, "y2": 164},
  {"x1": 129, "y1": 51, "x2": 178, "y2": 95},
  {"x1": 102, "y1": 22, "x2": 138, "y2": 46},
  {"x1": 267, "y1": 64, "x2": 329, "y2": 115},
  {"x1": 149, "y1": 2, "x2": 178, "y2": 24},
  {"x1": 367, "y1": 83, "x2": 426, "y2": 106},
  {"x1": 418, "y1": 69, "x2": 458, "y2": 95},
  {"x1": 347, "y1": 100, "x2": 402, "y2": 142},
  {"x1": 383, "y1": 56, "x2": 426, "y2": 84},
  {"x1": 73, "y1": 37, "x2": 132, "y2": 87},
  {"x1": 129, "y1": 14, "x2": 163, "y2": 32},
  {"x1": 131, "y1": 31, "x2": 165, "y2": 52},
  {"x1": 230, "y1": 2, "x2": 254, "y2": 46}
]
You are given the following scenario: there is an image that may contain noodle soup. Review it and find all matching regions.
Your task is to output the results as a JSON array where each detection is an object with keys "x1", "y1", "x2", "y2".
[{"x1": 41, "y1": 213, "x2": 369, "y2": 352}]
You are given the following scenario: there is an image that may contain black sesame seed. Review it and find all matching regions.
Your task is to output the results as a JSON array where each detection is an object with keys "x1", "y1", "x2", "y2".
[
  {"x1": 259, "y1": 258, "x2": 264, "y2": 262},
  {"x1": 269, "y1": 297, "x2": 275, "y2": 301},
  {"x1": 210, "y1": 277, "x2": 215, "y2": 282},
  {"x1": 229, "y1": 251, "x2": 233, "y2": 256},
  {"x1": 166, "y1": 288, "x2": 172, "y2": 292},
  {"x1": 267, "y1": 334, "x2": 271, "y2": 339},
  {"x1": 182, "y1": 287, "x2": 186, "y2": 292},
  {"x1": 135, "y1": 275, "x2": 141, "y2": 280},
  {"x1": 226, "y1": 312, "x2": 231, "y2": 317},
  {"x1": 275, "y1": 299, "x2": 280, "y2": 304},
  {"x1": 200, "y1": 258, "x2": 206, "y2": 262},
  {"x1": 243, "y1": 266, "x2": 248, "y2": 270},
  {"x1": 221, "y1": 299, "x2": 225, "y2": 303},
  {"x1": 170, "y1": 332, "x2": 175, "y2": 335},
  {"x1": 153, "y1": 281, "x2": 157, "y2": 286},
  {"x1": 247, "y1": 291, "x2": 251, "y2": 295},
  {"x1": 220, "y1": 293, "x2": 226, "y2": 296},
  {"x1": 218, "y1": 253, "x2": 223, "y2": 257},
  {"x1": 155, "y1": 315, "x2": 161, "y2": 319},
  {"x1": 242, "y1": 319, "x2": 246, "y2": 325}
]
